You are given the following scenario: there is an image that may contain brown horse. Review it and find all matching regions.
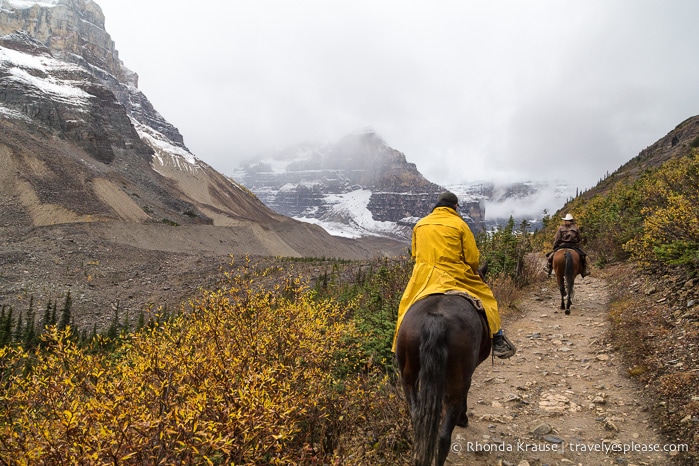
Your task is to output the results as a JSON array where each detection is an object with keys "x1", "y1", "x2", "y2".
[
  {"x1": 395, "y1": 294, "x2": 491, "y2": 466},
  {"x1": 552, "y1": 248, "x2": 583, "y2": 314}
]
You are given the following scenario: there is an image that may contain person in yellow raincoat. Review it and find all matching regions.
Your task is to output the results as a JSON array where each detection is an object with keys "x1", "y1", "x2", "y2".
[{"x1": 393, "y1": 191, "x2": 516, "y2": 359}]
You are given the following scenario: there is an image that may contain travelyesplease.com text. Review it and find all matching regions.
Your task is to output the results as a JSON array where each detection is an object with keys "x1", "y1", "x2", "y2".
[{"x1": 452, "y1": 440, "x2": 688, "y2": 455}]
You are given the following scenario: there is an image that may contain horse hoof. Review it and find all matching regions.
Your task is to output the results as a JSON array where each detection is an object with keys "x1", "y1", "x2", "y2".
[
  {"x1": 565, "y1": 309, "x2": 570, "y2": 315},
  {"x1": 457, "y1": 415, "x2": 469, "y2": 428}
]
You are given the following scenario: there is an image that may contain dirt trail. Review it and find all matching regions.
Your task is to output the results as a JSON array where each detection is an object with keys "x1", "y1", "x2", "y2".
[{"x1": 447, "y1": 274, "x2": 679, "y2": 466}]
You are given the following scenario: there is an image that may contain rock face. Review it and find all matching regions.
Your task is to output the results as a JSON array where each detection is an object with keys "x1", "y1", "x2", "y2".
[
  {"x1": 235, "y1": 131, "x2": 487, "y2": 237},
  {"x1": 0, "y1": 0, "x2": 127, "y2": 79}
]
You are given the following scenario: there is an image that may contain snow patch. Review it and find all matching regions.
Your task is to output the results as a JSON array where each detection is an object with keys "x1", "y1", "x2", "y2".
[
  {"x1": 295, "y1": 189, "x2": 409, "y2": 239},
  {"x1": 130, "y1": 118, "x2": 200, "y2": 172},
  {"x1": 0, "y1": 104, "x2": 31, "y2": 121},
  {"x1": 0, "y1": 46, "x2": 91, "y2": 106},
  {"x1": 3, "y1": 0, "x2": 61, "y2": 9}
]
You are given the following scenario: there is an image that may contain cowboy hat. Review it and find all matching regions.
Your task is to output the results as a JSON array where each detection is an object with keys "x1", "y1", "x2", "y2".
[{"x1": 562, "y1": 214, "x2": 574, "y2": 221}]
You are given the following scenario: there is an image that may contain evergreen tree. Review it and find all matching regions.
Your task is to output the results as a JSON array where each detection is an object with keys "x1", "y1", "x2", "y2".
[
  {"x1": 23, "y1": 305, "x2": 37, "y2": 351},
  {"x1": 58, "y1": 292, "x2": 72, "y2": 331},
  {"x1": 50, "y1": 301, "x2": 57, "y2": 327},
  {"x1": 42, "y1": 301, "x2": 52, "y2": 330},
  {"x1": 0, "y1": 306, "x2": 12, "y2": 346},
  {"x1": 107, "y1": 304, "x2": 119, "y2": 340},
  {"x1": 123, "y1": 309, "x2": 130, "y2": 334},
  {"x1": 14, "y1": 313, "x2": 23, "y2": 342},
  {"x1": 477, "y1": 215, "x2": 535, "y2": 285},
  {"x1": 136, "y1": 310, "x2": 145, "y2": 331}
]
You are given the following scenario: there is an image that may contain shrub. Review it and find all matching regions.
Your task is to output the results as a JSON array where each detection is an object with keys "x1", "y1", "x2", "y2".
[
  {"x1": 0, "y1": 259, "x2": 411, "y2": 464},
  {"x1": 624, "y1": 151, "x2": 699, "y2": 270}
]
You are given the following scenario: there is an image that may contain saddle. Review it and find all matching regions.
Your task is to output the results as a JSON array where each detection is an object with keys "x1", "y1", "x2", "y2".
[
  {"x1": 554, "y1": 243, "x2": 586, "y2": 257},
  {"x1": 444, "y1": 289, "x2": 485, "y2": 313}
]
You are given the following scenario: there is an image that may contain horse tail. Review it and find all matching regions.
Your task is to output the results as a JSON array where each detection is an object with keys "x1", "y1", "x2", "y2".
[
  {"x1": 413, "y1": 314, "x2": 448, "y2": 466},
  {"x1": 565, "y1": 250, "x2": 575, "y2": 301}
]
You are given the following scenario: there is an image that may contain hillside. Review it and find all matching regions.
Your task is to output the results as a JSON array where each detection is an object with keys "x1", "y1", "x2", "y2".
[
  {"x1": 580, "y1": 115, "x2": 699, "y2": 201},
  {"x1": 0, "y1": 1, "x2": 406, "y2": 332}
]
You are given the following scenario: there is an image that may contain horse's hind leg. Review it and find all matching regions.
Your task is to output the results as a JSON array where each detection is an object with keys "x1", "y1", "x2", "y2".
[
  {"x1": 440, "y1": 376, "x2": 470, "y2": 464},
  {"x1": 556, "y1": 272, "x2": 567, "y2": 310},
  {"x1": 437, "y1": 404, "x2": 460, "y2": 466},
  {"x1": 404, "y1": 382, "x2": 417, "y2": 420},
  {"x1": 565, "y1": 277, "x2": 574, "y2": 314},
  {"x1": 396, "y1": 349, "x2": 419, "y2": 419},
  {"x1": 559, "y1": 286, "x2": 566, "y2": 310},
  {"x1": 401, "y1": 370, "x2": 418, "y2": 420},
  {"x1": 456, "y1": 405, "x2": 468, "y2": 427},
  {"x1": 456, "y1": 377, "x2": 471, "y2": 427}
]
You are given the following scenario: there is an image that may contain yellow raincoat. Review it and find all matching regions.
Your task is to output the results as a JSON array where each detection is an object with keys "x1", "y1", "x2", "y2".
[{"x1": 392, "y1": 206, "x2": 501, "y2": 351}]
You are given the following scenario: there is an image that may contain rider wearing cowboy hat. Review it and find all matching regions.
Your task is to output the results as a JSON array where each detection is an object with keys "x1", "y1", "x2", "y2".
[{"x1": 546, "y1": 213, "x2": 590, "y2": 277}]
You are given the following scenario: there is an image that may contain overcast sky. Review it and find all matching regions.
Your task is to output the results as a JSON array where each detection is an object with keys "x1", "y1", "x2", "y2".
[{"x1": 96, "y1": 0, "x2": 699, "y2": 191}]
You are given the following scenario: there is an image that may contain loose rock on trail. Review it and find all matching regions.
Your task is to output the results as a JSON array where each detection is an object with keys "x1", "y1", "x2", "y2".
[{"x1": 447, "y1": 274, "x2": 680, "y2": 465}]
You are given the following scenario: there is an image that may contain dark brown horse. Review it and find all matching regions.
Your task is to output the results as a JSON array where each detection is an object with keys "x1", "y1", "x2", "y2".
[
  {"x1": 552, "y1": 248, "x2": 583, "y2": 314},
  {"x1": 395, "y1": 294, "x2": 491, "y2": 466}
]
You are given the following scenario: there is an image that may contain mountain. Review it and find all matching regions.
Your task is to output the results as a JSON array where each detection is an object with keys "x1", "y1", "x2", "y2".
[
  {"x1": 233, "y1": 131, "x2": 488, "y2": 238},
  {"x1": 0, "y1": 0, "x2": 404, "y2": 257},
  {"x1": 234, "y1": 132, "x2": 573, "y2": 237},
  {"x1": 0, "y1": 0, "x2": 406, "y2": 330},
  {"x1": 0, "y1": 3, "x2": 267, "y2": 228}
]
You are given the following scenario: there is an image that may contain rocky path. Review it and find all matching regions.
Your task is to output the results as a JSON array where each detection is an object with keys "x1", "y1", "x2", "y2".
[{"x1": 447, "y1": 274, "x2": 680, "y2": 465}]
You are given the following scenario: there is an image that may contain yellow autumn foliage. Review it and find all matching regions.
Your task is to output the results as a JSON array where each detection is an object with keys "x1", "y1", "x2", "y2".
[
  {"x1": 0, "y1": 259, "x2": 409, "y2": 464},
  {"x1": 624, "y1": 151, "x2": 699, "y2": 267}
]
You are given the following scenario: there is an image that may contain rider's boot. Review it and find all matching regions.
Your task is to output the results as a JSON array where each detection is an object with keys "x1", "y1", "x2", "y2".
[
  {"x1": 492, "y1": 330, "x2": 517, "y2": 359},
  {"x1": 581, "y1": 258, "x2": 590, "y2": 277}
]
